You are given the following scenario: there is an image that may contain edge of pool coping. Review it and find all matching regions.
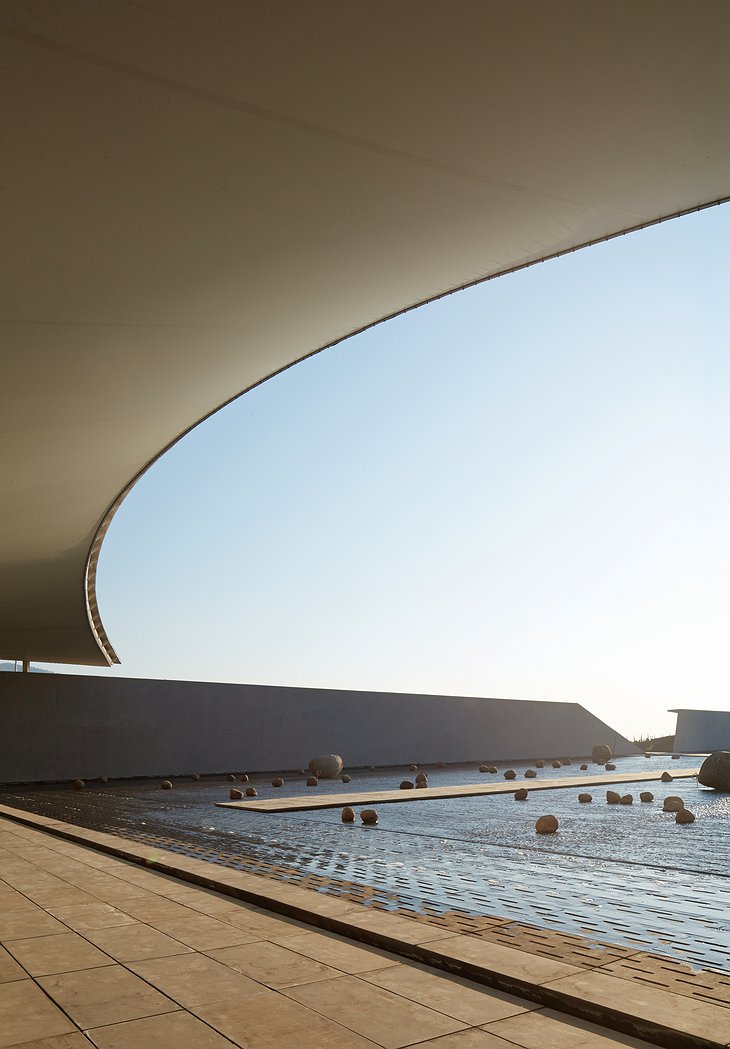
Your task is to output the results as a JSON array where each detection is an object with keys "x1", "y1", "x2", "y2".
[{"x1": 0, "y1": 801, "x2": 725, "y2": 1049}]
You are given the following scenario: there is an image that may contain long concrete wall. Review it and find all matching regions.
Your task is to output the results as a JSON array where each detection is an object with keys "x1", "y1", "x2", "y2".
[
  {"x1": 0, "y1": 674, "x2": 638, "y2": 783},
  {"x1": 673, "y1": 709, "x2": 730, "y2": 753}
]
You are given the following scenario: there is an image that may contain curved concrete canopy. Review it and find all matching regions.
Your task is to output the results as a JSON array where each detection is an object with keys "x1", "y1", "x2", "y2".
[{"x1": 1, "y1": 2, "x2": 729, "y2": 667}]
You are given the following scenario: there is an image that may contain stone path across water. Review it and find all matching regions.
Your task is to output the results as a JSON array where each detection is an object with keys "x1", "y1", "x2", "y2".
[{"x1": 219, "y1": 768, "x2": 701, "y2": 812}]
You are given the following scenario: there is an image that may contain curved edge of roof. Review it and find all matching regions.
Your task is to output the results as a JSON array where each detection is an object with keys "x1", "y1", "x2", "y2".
[{"x1": 82, "y1": 195, "x2": 730, "y2": 667}]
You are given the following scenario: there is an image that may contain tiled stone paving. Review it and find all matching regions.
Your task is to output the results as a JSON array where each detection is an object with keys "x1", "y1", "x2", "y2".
[{"x1": 0, "y1": 811, "x2": 728, "y2": 1049}]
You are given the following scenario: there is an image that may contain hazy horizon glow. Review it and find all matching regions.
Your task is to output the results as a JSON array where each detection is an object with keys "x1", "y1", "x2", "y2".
[{"x1": 38, "y1": 205, "x2": 730, "y2": 740}]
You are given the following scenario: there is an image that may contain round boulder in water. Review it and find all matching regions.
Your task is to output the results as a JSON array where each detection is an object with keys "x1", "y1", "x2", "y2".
[
  {"x1": 698, "y1": 751, "x2": 730, "y2": 791},
  {"x1": 245, "y1": 786, "x2": 257, "y2": 797},
  {"x1": 663, "y1": 796, "x2": 684, "y2": 812},
  {"x1": 535, "y1": 760, "x2": 544, "y2": 768},
  {"x1": 400, "y1": 780, "x2": 414, "y2": 789},
  {"x1": 504, "y1": 769, "x2": 517, "y2": 780},
  {"x1": 514, "y1": 788, "x2": 528, "y2": 800},
  {"x1": 306, "y1": 776, "x2": 318, "y2": 787},
  {"x1": 551, "y1": 760, "x2": 562, "y2": 769},
  {"x1": 308, "y1": 755, "x2": 343, "y2": 779},
  {"x1": 71, "y1": 779, "x2": 85, "y2": 790},
  {"x1": 160, "y1": 780, "x2": 172, "y2": 790},
  {"x1": 592, "y1": 744, "x2": 612, "y2": 763},
  {"x1": 525, "y1": 769, "x2": 537, "y2": 778},
  {"x1": 639, "y1": 791, "x2": 654, "y2": 802},
  {"x1": 230, "y1": 788, "x2": 243, "y2": 800},
  {"x1": 661, "y1": 771, "x2": 673, "y2": 783},
  {"x1": 361, "y1": 809, "x2": 378, "y2": 825},
  {"x1": 606, "y1": 790, "x2": 621, "y2": 804},
  {"x1": 676, "y1": 808, "x2": 695, "y2": 824},
  {"x1": 535, "y1": 814, "x2": 558, "y2": 834},
  {"x1": 341, "y1": 806, "x2": 355, "y2": 823},
  {"x1": 271, "y1": 778, "x2": 284, "y2": 787},
  {"x1": 578, "y1": 793, "x2": 592, "y2": 803},
  {"x1": 341, "y1": 774, "x2": 352, "y2": 783},
  {"x1": 605, "y1": 763, "x2": 616, "y2": 770},
  {"x1": 620, "y1": 794, "x2": 633, "y2": 805}
]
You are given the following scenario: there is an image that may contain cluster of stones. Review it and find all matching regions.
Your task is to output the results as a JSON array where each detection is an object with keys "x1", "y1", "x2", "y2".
[
  {"x1": 600, "y1": 785, "x2": 696, "y2": 823},
  {"x1": 342, "y1": 806, "x2": 378, "y2": 825},
  {"x1": 399, "y1": 766, "x2": 430, "y2": 789},
  {"x1": 605, "y1": 791, "x2": 633, "y2": 805}
]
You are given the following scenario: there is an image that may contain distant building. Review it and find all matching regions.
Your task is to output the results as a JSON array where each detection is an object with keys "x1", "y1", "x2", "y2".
[{"x1": 671, "y1": 709, "x2": 730, "y2": 753}]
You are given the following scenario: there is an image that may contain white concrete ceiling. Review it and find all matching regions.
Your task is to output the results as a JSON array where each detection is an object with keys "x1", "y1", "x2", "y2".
[{"x1": 1, "y1": 1, "x2": 729, "y2": 666}]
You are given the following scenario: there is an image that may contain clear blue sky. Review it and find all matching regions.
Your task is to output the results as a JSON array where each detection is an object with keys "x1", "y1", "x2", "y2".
[{"x1": 45, "y1": 204, "x2": 730, "y2": 740}]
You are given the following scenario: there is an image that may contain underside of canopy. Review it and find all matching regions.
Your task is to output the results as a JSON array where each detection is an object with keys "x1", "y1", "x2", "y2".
[{"x1": 1, "y1": 1, "x2": 729, "y2": 666}]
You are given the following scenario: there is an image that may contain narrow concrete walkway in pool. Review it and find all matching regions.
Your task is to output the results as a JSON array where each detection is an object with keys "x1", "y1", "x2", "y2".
[
  {"x1": 218, "y1": 768, "x2": 701, "y2": 812},
  {"x1": 0, "y1": 804, "x2": 727, "y2": 1049}
]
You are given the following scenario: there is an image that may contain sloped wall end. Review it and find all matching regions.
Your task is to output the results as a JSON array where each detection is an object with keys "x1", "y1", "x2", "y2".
[{"x1": 0, "y1": 674, "x2": 638, "y2": 783}]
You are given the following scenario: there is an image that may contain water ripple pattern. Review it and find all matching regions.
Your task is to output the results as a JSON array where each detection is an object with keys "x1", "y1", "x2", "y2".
[{"x1": 2, "y1": 755, "x2": 727, "y2": 973}]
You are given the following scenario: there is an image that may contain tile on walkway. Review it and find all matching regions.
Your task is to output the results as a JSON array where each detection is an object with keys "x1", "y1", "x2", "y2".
[
  {"x1": 271, "y1": 928, "x2": 401, "y2": 975},
  {"x1": 195, "y1": 990, "x2": 383, "y2": 1048},
  {"x1": 129, "y1": 952, "x2": 267, "y2": 1008},
  {"x1": 0, "y1": 908, "x2": 69, "y2": 941},
  {"x1": 283, "y1": 974, "x2": 469, "y2": 1048},
  {"x1": 82, "y1": 922, "x2": 194, "y2": 962},
  {"x1": 0, "y1": 979, "x2": 77, "y2": 1047},
  {"x1": 407, "y1": 1032, "x2": 517, "y2": 1048},
  {"x1": 86, "y1": 1010, "x2": 239, "y2": 1049},
  {"x1": 205, "y1": 940, "x2": 342, "y2": 989},
  {"x1": 45, "y1": 903, "x2": 138, "y2": 932},
  {"x1": 484, "y1": 1007, "x2": 659, "y2": 1047},
  {"x1": 5, "y1": 1035, "x2": 95, "y2": 1048},
  {"x1": 0, "y1": 943, "x2": 26, "y2": 984},
  {"x1": 360, "y1": 962, "x2": 538, "y2": 1026},
  {"x1": 108, "y1": 895, "x2": 197, "y2": 924},
  {"x1": 5, "y1": 932, "x2": 113, "y2": 977},
  {"x1": 149, "y1": 913, "x2": 262, "y2": 951},
  {"x1": 38, "y1": 964, "x2": 179, "y2": 1028}
]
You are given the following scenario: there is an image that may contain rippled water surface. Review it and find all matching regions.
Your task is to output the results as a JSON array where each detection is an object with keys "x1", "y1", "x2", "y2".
[{"x1": 2, "y1": 754, "x2": 728, "y2": 973}]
